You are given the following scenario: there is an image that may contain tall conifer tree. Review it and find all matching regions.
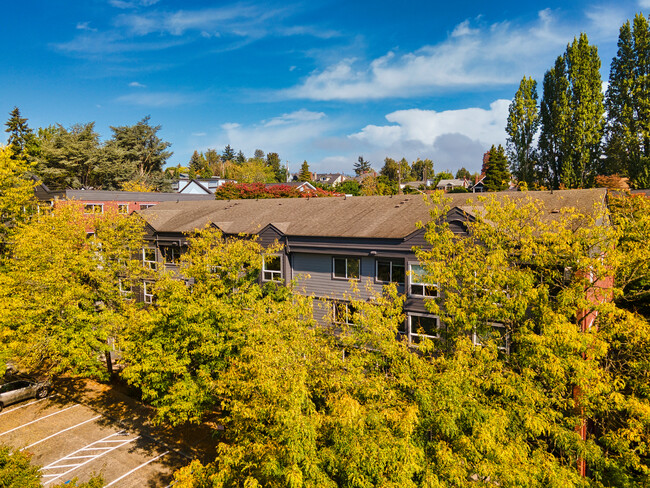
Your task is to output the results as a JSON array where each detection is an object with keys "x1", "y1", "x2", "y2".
[
  {"x1": 483, "y1": 145, "x2": 510, "y2": 191},
  {"x1": 506, "y1": 77, "x2": 539, "y2": 186},
  {"x1": 606, "y1": 14, "x2": 650, "y2": 188}
]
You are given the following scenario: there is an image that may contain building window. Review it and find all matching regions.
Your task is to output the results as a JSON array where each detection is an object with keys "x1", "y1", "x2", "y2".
[
  {"x1": 118, "y1": 279, "x2": 132, "y2": 297},
  {"x1": 409, "y1": 264, "x2": 438, "y2": 297},
  {"x1": 333, "y1": 257, "x2": 360, "y2": 280},
  {"x1": 140, "y1": 204, "x2": 156, "y2": 210},
  {"x1": 142, "y1": 248, "x2": 157, "y2": 270},
  {"x1": 407, "y1": 314, "x2": 440, "y2": 343},
  {"x1": 83, "y1": 204, "x2": 103, "y2": 214},
  {"x1": 376, "y1": 259, "x2": 405, "y2": 284},
  {"x1": 333, "y1": 301, "x2": 357, "y2": 325},
  {"x1": 208, "y1": 181, "x2": 218, "y2": 189},
  {"x1": 473, "y1": 322, "x2": 510, "y2": 353},
  {"x1": 118, "y1": 204, "x2": 129, "y2": 214},
  {"x1": 160, "y1": 246, "x2": 181, "y2": 265},
  {"x1": 262, "y1": 254, "x2": 283, "y2": 281},
  {"x1": 143, "y1": 281, "x2": 154, "y2": 304}
]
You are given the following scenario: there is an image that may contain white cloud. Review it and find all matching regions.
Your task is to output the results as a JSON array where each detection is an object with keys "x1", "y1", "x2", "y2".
[
  {"x1": 109, "y1": 0, "x2": 159, "y2": 9},
  {"x1": 347, "y1": 101, "x2": 511, "y2": 172},
  {"x1": 263, "y1": 109, "x2": 325, "y2": 127},
  {"x1": 128, "y1": 81, "x2": 146, "y2": 87},
  {"x1": 206, "y1": 110, "x2": 333, "y2": 168},
  {"x1": 351, "y1": 101, "x2": 510, "y2": 148},
  {"x1": 76, "y1": 22, "x2": 97, "y2": 32},
  {"x1": 639, "y1": 0, "x2": 650, "y2": 7},
  {"x1": 116, "y1": 91, "x2": 200, "y2": 107},
  {"x1": 284, "y1": 8, "x2": 613, "y2": 101}
]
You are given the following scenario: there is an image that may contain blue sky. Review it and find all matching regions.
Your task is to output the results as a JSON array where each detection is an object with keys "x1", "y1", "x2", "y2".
[{"x1": 1, "y1": 0, "x2": 648, "y2": 175}]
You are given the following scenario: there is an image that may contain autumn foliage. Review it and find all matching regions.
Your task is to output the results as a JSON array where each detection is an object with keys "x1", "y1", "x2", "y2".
[{"x1": 213, "y1": 182, "x2": 341, "y2": 200}]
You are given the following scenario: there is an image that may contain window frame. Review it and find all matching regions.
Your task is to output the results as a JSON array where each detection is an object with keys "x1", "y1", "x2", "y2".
[
  {"x1": 142, "y1": 248, "x2": 157, "y2": 270},
  {"x1": 375, "y1": 259, "x2": 405, "y2": 285},
  {"x1": 143, "y1": 280, "x2": 154, "y2": 304},
  {"x1": 472, "y1": 322, "x2": 510, "y2": 353},
  {"x1": 140, "y1": 204, "x2": 156, "y2": 210},
  {"x1": 407, "y1": 313, "x2": 441, "y2": 343},
  {"x1": 118, "y1": 204, "x2": 129, "y2": 214},
  {"x1": 160, "y1": 245, "x2": 181, "y2": 265},
  {"x1": 83, "y1": 203, "x2": 103, "y2": 215},
  {"x1": 262, "y1": 254, "x2": 283, "y2": 282},
  {"x1": 332, "y1": 257, "x2": 361, "y2": 281},
  {"x1": 332, "y1": 301, "x2": 357, "y2": 326},
  {"x1": 408, "y1": 263, "x2": 438, "y2": 297}
]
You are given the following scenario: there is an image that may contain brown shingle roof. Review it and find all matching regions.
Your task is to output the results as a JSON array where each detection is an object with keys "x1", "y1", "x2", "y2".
[{"x1": 138, "y1": 189, "x2": 608, "y2": 239}]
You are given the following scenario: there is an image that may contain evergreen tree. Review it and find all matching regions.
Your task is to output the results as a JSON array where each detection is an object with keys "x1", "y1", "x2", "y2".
[
  {"x1": 4, "y1": 107, "x2": 37, "y2": 160},
  {"x1": 236, "y1": 150, "x2": 246, "y2": 165},
  {"x1": 266, "y1": 152, "x2": 284, "y2": 182},
  {"x1": 455, "y1": 167, "x2": 471, "y2": 179},
  {"x1": 605, "y1": 14, "x2": 650, "y2": 188},
  {"x1": 298, "y1": 161, "x2": 311, "y2": 181},
  {"x1": 539, "y1": 56, "x2": 571, "y2": 189},
  {"x1": 483, "y1": 145, "x2": 510, "y2": 191},
  {"x1": 35, "y1": 122, "x2": 105, "y2": 189},
  {"x1": 539, "y1": 34, "x2": 604, "y2": 189},
  {"x1": 254, "y1": 148, "x2": 265, "y2": 159},
  {"x1": 411, "y1": 158, "x2": 434, "y2": 181},
  {"x1": 353, "y1": 156, "x2": 371, "y2": 176},
  {"x1": 506, "y1": 76, "x2": 540, "y2": 186},
  {"x1": 222, "y1": 145, "x2": 235, "y2": 162},
  {"x1": 189, "y1": 150, "x2": 206, "y2": 176},
  {"x1": 106, "y1": 116, "x2": 172, "y2": 190},
  {"x1": 204, "y1": 149, "x2": 221, "y2": 176}
]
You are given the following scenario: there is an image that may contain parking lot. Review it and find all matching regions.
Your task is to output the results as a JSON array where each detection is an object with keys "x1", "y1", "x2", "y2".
[{"x1": 0, "y1": 391, "x2": 190, "y2": 487}]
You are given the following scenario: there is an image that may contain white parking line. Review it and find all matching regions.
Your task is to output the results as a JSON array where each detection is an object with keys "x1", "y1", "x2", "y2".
[
  {"x1": 41, "y1": 431, "x2": 140, "y2": 486},
  {"x1": 0, "y1": 395, "x2": 58, "y2": 417},
  {"x1": 20, "y1": 415, "x2": 102, "y2": 451},
  {"x1": 104, "y1": 450, "x2": 170, "y2": 487},
  {"x1": 0, "y1": 404, "x2": 79, "y2": 436}
]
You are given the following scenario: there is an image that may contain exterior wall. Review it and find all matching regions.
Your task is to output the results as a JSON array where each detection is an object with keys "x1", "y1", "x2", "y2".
[{"x1": 291, "y1": 252, "x2": 405, "y2": 300}]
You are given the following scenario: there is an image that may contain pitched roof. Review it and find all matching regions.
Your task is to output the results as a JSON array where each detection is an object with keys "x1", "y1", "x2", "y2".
[{"x1": 138, "y1": 189, "x2": 608, "y2": 239}]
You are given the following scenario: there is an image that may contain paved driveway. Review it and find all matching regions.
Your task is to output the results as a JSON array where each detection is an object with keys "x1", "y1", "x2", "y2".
[{"x1": 0, "y1": 393, "x2": 188, "y2": 487}]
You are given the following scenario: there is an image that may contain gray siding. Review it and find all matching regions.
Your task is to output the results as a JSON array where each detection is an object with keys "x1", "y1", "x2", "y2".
[{"x1": 291, "y1": 252, "x2": 405, "y2": 300}]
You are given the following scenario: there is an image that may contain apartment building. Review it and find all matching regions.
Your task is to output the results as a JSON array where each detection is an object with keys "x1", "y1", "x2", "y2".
[{"x1": 136, "y1": 189, "x2": 609, "y2": 345}]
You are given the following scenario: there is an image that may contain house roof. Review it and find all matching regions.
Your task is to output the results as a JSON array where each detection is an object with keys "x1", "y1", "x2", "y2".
[
  {"x1": 138, "y1": 189, "x2": 608, "y2": 239},
  {"x1": 40, "y1": 189, "x2": 215, "y2": 202}
]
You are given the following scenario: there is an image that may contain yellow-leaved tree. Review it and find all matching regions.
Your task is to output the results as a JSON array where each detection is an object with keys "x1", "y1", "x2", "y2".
[{"x1": 0, "y1": 202, "x2": 148, "y2": 379}]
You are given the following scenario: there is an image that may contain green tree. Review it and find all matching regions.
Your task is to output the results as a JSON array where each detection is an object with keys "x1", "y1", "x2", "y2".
[
  {"x1": 298, "y1": 160, "x2": 311, "y2": 181},
  {"x1": 106, "y1": 116, "x2": 172, "y2": 190},
  {"x1": 455, "y1": 167, "x2": 471, "y2": 179},
  {"x1": 35, "y1": 123, "x2": 105, "y2": 189},
  {"x1": 222, "y1": 145, "x2": 235, "y2": 162},
  {"x1": 189, "y1": 150, "x2": 206, "y2": 175},
  {"x1": 483, "y1": 144, "x2": 510, "y2": 191},
  {"x1": 204, "y1": 149, "x2": 222, "y2": 176},
  {"x1": 4, "y1": 107, "x2": 37, "y2": 161},
  {"x1": 336, "y1": 179, "x2": 361, "y2": 196},
  {"x1": 411, "y1": 158, "x2": 434, "y2": 181},
  {"x1": 0, "y1": 203, "x2": 146, "y2": 379},
  {"x1": 507, "y1": 76, "x2": 540, "y2": 186},
  {"x1": 254, "y1": 148, "x2": 265, "y2": 159},
  {"x1": 539, "y1": 34, "x2": 604, "y2": 189},
  {"x1": 353, "y1": 155, "x2": 371, "y2": 176},
  {"x1": 605, "y1": 14, "x2": 650, "y2": 188},
  {"x1": 539, "y1": 55, "x2": 571, "y2": 189},
  {"x1": 266, "y1": 152, "x2": 285, "y2": 182},
  {"x1": 380, "y1": 157, "x2": 412, "y2": 182}
]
